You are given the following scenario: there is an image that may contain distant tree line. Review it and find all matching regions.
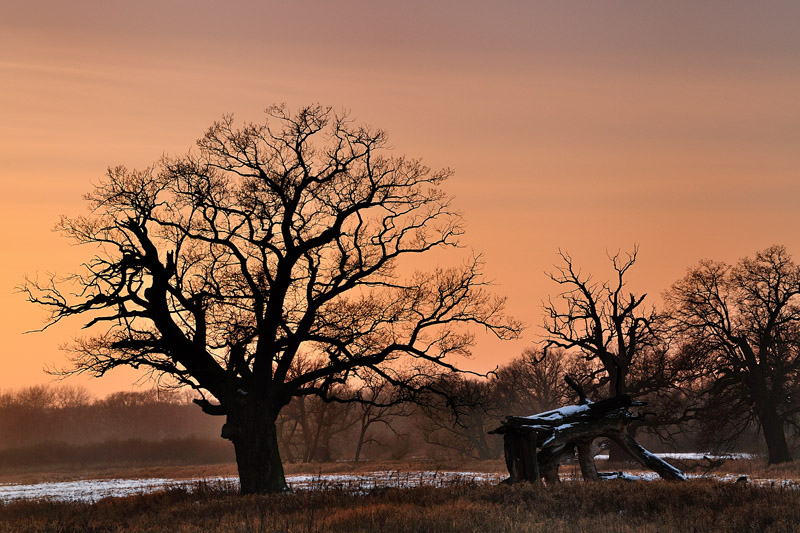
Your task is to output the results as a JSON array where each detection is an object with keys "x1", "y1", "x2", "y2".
[
  {"x1": 0, "y1": 336, "x2": 771, "y2": 471},
  {"x1": 0, "y1": 385, "x2": 231, "y2": 467}
]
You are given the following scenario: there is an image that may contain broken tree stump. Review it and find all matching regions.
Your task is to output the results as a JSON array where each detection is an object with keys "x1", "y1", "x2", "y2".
[
  {"x1": 490, "y1": 392, "x2": 686, "y2": 484},
  {"x1": 501, "y1": 427, "x2": 539, "y2": 483}
]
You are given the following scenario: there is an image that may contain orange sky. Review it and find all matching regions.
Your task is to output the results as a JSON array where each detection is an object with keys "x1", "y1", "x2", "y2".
[{"x1": 2, "y1": 2, "x2": 799, "y2": 395}]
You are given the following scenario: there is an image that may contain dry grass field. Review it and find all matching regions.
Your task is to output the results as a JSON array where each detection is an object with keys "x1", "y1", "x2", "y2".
[
  {"x1": 2, "y1": 477, "x2": 800, "y2": 532},
  {"x1": 2, "y1": 458, "x2": 800, "y2": 532}
]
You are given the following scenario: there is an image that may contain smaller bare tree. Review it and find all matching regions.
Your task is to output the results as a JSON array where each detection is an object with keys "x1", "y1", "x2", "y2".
[
  {"x1": 492, "y1": 347, "x2": 576, "y2": 414},
  {"x1": 540, "y1": 248, "x2": 698, "y2": 459},
  {"x1": 418, "y1": 374, "x2": 502, "y2": 460},
  {"x1": 345, "y1": 371, "x2": 411, "y2": 462},
  {"x1": 542, "y1": 247, "x2": 662, "y2": 398}
]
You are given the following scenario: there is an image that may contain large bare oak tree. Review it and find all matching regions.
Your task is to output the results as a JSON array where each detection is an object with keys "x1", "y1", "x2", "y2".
[{"x1": 22, "y1": 105, "x2": 520, "y2": 493}]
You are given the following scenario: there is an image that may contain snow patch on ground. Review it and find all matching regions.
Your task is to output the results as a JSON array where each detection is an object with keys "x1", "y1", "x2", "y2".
[
  {"x1": 594, "y1": 452, "x2": 756, "y2": 461},
  {"x1": 0, "y1": 471, "x2": 506, "y2": 503},
  {"x1": 0, "y1": 456, "x2": 781, "y2": 503},
  {"x1": 0, "y1": 477, "x2": 204, "y2": 503},
  {"x1": 597, "y1": 471, "x2": 661, "y2": 481}
]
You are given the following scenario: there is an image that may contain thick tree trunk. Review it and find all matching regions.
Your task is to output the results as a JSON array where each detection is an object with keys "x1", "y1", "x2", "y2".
[
  {"x1": 576, "y1": 441, "x2": 599, "y2": 481},
  {"x1": 605, "y1": 380, "x2": 631, "y2": 462},
  {"x1": 757, "y1": 403, "x2": 792, "y2": 464},
  {"x1": 223, "y1": 400, "x2": 288, "y2": 494},
  {"x1": 502, "y1": 429, "x2": 539, "y2": 483}
]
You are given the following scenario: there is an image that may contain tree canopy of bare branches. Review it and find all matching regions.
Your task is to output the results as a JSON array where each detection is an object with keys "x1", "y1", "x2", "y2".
[
  {"x1": 492, "y1": 347, "x2": 576, "y2": 414},
  {"x1": 21, "y1": 104, "x2": 521, "y2": 493},
  {"x1": 542, "y1": 247, "x2": 663, "y2": 397}
]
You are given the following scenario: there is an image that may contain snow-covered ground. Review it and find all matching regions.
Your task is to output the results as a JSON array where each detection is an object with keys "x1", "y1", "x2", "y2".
[
  {"x1": 594, "y1": 452, "x2": 755, "y2": 461},
  {"x1": 0, "y1": 477, "x2": 214, "y2": 503},
  {"x1": 0, "y1": 455, "x2": 782, "y2": 503},
  {"x1": 0, "y1": 471, "x2": 506, "y2": 503}
]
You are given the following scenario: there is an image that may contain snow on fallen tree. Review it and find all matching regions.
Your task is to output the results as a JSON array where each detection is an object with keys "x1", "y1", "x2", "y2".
[{"x1": 489, "y1": 377, "x2": 686, "y2": 484}]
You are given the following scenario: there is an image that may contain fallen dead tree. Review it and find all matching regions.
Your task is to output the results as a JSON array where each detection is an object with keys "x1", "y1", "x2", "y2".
[{"x1": 489, "y1": 379, "x2": 686, "y2": 484}]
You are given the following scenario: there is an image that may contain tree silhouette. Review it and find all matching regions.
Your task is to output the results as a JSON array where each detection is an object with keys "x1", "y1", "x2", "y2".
[
  {"x1": 541, "y1": 248, "x2": 687, "y2": 460},
  {"x1": 666, "y1": 245, "x2": 800, "y2": 464},
  {"x1": 492, "y1": 347, "x2": 576, "y2": 414},
  {"x1": 22, "y1": 105, "x2": 520, "y2": 493},
  {"x1": 418, "y1": 374, "x2": 502, "y2": 460},
  {"x1": 347, "y1": 370, "x2": 411, "y2": 462},
  {"x1": 542, "y1": 247, "x2": 663, "y2": 398}
]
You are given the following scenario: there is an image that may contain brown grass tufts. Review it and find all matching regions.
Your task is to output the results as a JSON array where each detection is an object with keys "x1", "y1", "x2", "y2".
[{"x1": 2, "y1": 478, "x2": 800, "y2": 532}]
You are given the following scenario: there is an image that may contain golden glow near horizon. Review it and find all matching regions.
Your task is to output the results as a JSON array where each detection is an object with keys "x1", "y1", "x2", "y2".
[{"x1": 2, "y1": 2, "x2": 800, "y2": 395}]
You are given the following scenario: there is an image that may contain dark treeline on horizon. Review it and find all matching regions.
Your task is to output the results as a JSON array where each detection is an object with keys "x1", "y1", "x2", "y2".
[
  {"x1": 0, "y1": 386, "x2": 229, "y2": 467},
  {"x1": 0, "y1": 349, "x2": 769, "y2": 471}
]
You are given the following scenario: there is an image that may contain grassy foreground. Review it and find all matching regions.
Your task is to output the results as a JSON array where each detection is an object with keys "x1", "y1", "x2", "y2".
[{"x1": 2, "y1": 479, "x2": 800, "y2": 532}]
